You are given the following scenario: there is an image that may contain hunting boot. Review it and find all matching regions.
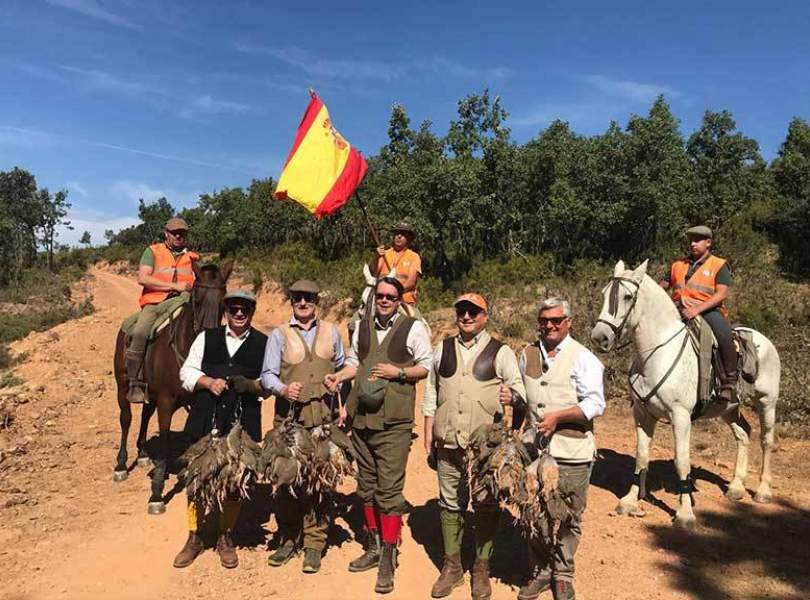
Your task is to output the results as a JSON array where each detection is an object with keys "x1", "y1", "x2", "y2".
[
  {"x1": 374, "y1": 542, "x2": 398, "y2": 594},
  {"x1": 552, "y1": 579, "x2": 576, "y2": 600},
  {"x1": 471, "y1": 558, "x2": 492, "y2": 600},
  {"x1": 125, "y1": 350, "x2": 146, "y2": 404},
  {"x1": 216, "y1": 532, "x2": 239, "y2": 568},
  {"x1": 268, "y1": 538, "x2": 298, "y2": 567},
  {"x1": 518, "y1": 570, "x2": 552, "y2": 600},
  {"x1": 718, "y1": 368, "x2": 739, "y2": 403},
  {"x1": 348, "y1": 529, "x2": 381, "y2": 572},
  {"x1": 431, "y1": 554, "x2": 463, "y2": 598},
  {"x1": 173, "y1": 532, "x2": 204, "y2": 568},
  {"x1": 302, "y1": 548, "x2": 322, "y2": 574}
]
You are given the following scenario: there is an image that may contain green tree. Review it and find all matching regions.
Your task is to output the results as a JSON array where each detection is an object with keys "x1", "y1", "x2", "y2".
[
  {"x1": 0, "y1": 168, "x2": 44, "y2": 284},
  {"x1": 38, "y1": 188, "x2": 72, "y2": 270},
  {"x1": 80, "y1": 231, "x2": 92, "y2": 246}
]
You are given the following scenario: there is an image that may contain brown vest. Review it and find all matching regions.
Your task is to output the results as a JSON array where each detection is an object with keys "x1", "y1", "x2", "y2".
[
  {"x1": 522, "y1": 337, "x2": 596, "y2": 463},
  {"x1": 277, "y1": 321, "x2": 337, "y2": 427},
  {"x1": 433, "y1": 332, "x2": 504, "y2": 449},
  {"x1": 347, "y1": 315, "x2": 417, "y2": 430}
]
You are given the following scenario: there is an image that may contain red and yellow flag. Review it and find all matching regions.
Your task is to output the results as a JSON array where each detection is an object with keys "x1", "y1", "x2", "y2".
[{"x1": 274, "y1": 91, "x2": 368, "y2": 218}]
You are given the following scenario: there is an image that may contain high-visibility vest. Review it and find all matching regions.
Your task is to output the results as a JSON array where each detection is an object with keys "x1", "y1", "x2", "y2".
[
  {"x1": 139, "y1": 243, "x2": 199, "y2": 307},
  {"x1": 377, "y1": 248, "x2": 420, "y2": 304},
  {"x1": 670, "y1": 254, "x2": 728, "y2": 318}
]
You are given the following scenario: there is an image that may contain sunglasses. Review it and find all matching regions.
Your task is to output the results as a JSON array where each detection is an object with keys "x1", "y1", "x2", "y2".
[
  {"x1": 375, "y1": 293, "x2": 400, "y2": 302},
  {"x1": 290, "y1": 293, "x2": 317, "y2": 304},
  {"x1": 455, "y1": 306, "x2": 483, "y2": 318},
  {"x1": 167, "y1": 229, "x2": 187, "y2": 237},
  {"x1": 538, "y1": 316, "x2": 569, "y2": 327},
  {"x1": 226, "y1": 304, "x2": 252, "y2": 316}
]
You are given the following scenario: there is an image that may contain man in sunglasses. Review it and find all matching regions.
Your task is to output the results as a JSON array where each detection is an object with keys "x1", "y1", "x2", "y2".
[
  {"x1": 517, "y1": 298, "x2": 605, "y2": 600},
  {"x1": 259, "y1": 279, "x2": 346, "y2": 573},
  {"x1": 175, "y1": 289, "x2": 269, "y2": 570},
  {"x1": 126, "y1": 216, "x2": 199, "y2": 403},
  {"x1": 369, "y1": 222, "x2": 422, "y2": 307},
  {"x1": 422, "y1": 293, "x2": 526, "y2": 600},
  {"x1": 324, "y1": 276, "x2": 432, "y2": 595}
]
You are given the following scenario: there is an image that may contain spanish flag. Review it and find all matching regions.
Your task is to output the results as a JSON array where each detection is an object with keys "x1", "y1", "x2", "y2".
[{"x1": 274, "y1": 91, "x2": 368, "y2": 218}]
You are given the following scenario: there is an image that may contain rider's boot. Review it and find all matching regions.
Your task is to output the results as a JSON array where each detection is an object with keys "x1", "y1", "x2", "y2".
[
  {"x1": 718, "y1": 367, "x2": 739, "y2": 403},
  {"x1": 125, "y1": 350, "x2": 146, "y2": 404}
]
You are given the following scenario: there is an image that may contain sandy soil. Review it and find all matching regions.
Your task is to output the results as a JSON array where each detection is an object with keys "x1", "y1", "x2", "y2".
[{"x1": 0, "y1": 266, "x2": 808, "y2": 600}]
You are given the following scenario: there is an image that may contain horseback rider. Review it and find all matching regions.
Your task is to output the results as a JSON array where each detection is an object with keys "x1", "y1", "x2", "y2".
[
  {"x1": 422, "y1": 293, "x2": 526, "y2": 600},
  {"x1": 660, "y1": 225, "x2": 737, "y2": 402},
  {"x1": 369, "y1": 222, "x2": 422, "y2": 308},
  {"x1": 173, "y1": 289, "x2": 269, "y2": 569},
  {"x1": 259, "y1": 279, "x2": 346, "y2": 574},
  {"x1": 324, "y1": 276, "x2": 432, "y2": 595},
  {"x1": 518, "y1": 298, "x2": 605, "y2": 600},
  {"x1": 126, "y1": 216, "x2": 199, "y2": 404}
]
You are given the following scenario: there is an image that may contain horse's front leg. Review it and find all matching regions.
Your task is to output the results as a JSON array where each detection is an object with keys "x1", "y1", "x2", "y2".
[
  {"x1": 617, "y1": 401, "x2": 656, "y2": 515},
  {"x1": 147, "y1": 394, "x2": 173, "y2": 515},
  {"x1": 754, "y1": 399, "x2": 776, "y2": 503},
  {"x1": 671, "y1": 407, "x2": 697, "y2": 529},
  {"x1": 722, "y1": 409, "x2": 750, "y2": 501},
  {"x1": 114, "y1": 381, "x2": 132, "y2": 482},
  {"x1": 135, "y1": 402, "x2": 156, "y2": 468}
]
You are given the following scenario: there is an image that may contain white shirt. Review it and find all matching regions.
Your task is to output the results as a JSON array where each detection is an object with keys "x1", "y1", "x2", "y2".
[
  {"x1": 180, "y1": 326, "x2": 255, "y2": 393},
  {"x1": 519, "y1": 334, "x2": 606, "y2": 421},
  {"x1": 345, "y1": 313, "x2": 433, "y2": 371}
]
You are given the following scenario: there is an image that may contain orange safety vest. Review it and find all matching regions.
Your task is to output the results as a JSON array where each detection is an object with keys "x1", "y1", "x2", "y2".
[
  {"x1": 670, "y1": 254, "x2": 728, "y2": 318},
  {"x1": 378, "y1": 248, "x2": 421, "y2": 305},
  {"x1": 139, "y1": 243, "x2": 199, "y2": 307}
]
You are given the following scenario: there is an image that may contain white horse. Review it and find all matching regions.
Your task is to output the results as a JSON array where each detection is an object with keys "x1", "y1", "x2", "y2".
[{"x1": 590, "y1": 260, "x2": 780, "y2": 529}]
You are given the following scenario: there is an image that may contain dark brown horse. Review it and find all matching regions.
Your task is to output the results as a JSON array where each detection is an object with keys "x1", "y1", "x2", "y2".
[{"x1": 113, "y1": 261, "x2": 232, "y2": 514}]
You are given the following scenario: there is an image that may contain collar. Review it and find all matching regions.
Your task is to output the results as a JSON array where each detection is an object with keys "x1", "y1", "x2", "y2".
[
  {"x1": 226, "y1": 325, "x2": 250, "y2": 340},
  {"x1": 289, "y1": 316, "x2": 317, "y2": 331},
  {"x1": 688, "y1": 252, "x2": 711, "y2": 266},
  {"x1": 165, "y1": 243, "x2": 188, "y2": 255},
  {"x1": 456, "y1": 329, "x2": 489, "y2": 349},
  {"x1": 374, "y1": 312, "x2": 399, "y2": 330},
  {"x1": 540, "y1": 334, "x2": 570, "y2": 359}
]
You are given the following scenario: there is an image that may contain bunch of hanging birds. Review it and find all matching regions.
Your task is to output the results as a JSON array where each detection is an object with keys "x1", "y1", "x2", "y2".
[
  {"x1": 178, "y1": 418, "x2": 355, "y2": 517},
  {"x1": 179, "y1": 424, "x2": 263, "y2": 516},
  {"x1": 466, "y1": 421, "x2": 575, "y2": 543}
]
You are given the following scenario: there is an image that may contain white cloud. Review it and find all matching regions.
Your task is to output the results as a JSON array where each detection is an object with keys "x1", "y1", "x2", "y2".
[
  {"x1": 58, "y1": 209, "x2": 140, "y2": 247},
  {"x1": 66, "y1": 180, "x2": 89, "y2": 197},
  {"x1": 0, "y1": 126, "x2": 57, "y2": 148},
  {"x1": 46, "y1": 0, "x2": 141, "y2": 30},
  {"x1": 180, "y1": 95, "x2": 252, "y2": 119},
  {"x1": 109, "y1": 180, "x2": 200, "y2": 209},
  {"x1": 581, "y1": 74, "x2": 679, "y2": 103},
  {"x1": 61, "y1": 65, "x2": 168, "y2": 98}
]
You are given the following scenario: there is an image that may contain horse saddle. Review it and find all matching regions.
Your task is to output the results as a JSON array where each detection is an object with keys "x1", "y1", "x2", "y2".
[
  {"x1": 686, "y1": 318, "x2": 759, "y2": 418},
  {"x1": 119, "y1": 294, "x2": 189, "y2": 343}
]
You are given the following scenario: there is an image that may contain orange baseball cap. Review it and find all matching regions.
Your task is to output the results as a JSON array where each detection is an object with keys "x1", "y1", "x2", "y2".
[{"x1": 453, "y1": 293, "x2": 488, "y2": 311}]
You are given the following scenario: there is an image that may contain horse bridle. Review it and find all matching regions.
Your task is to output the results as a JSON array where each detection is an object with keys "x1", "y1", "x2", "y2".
[
  {"x1": 191, "y1": 281, "x2": 227, "y2": 334},
  {"x1": 596, "y1": 276, "x2": 641, "y2": 350}
]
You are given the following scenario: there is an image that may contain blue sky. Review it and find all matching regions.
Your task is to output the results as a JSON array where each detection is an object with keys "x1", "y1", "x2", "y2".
[{"x1": 2, "y1": 1, "x2": 809, "y2": 245}]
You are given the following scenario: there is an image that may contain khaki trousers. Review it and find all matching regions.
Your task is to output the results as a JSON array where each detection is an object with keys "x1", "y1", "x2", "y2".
[
  {"x1": 274, "y1": 486, "x2": 330, "y2": 551},
  {"x1": 437, "y1": 446, "x2": 497, "y2": 512},
  {"x1": 129, "y1": 298, "x2": 178, "y2": 354},
  {"x1": 528, "y1": 462, "x2": 592, "y2": 583}
]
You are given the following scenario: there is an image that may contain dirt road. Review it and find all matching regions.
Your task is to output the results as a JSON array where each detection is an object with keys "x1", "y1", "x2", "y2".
[{"x1": 1, "y1": 267, "x2": 808, "y2": 600}]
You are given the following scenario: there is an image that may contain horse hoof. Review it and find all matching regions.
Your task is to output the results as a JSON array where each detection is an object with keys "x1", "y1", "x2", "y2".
[
  {"x1": 615, "y1": 501, "x2": 638, "y2": 516},
  {"x1": 136, "y1": 457, "x2": 152, "y2": 468},
  {"x1": 753, "y1": 492, "x2": 772, "y2": 504},
  {"x1": 147, "y1": 501, "x2": 166, "y2": 515},
  {"x1": 113, "y1": 470, "x2": 128, "y2": 482},
  {"x1": 674, "y1": 515, "x2": 697, "y2": 530},
  {"x1": 725, "y1": 487, "x2": 745, "y2": 502}
]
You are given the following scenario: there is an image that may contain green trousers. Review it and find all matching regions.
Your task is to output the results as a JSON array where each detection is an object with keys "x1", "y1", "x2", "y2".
[
  {"x1": 129, "y1": 298, "x2": 178, "y2": 354},
  {"x1": 274, "y1": 486, "x2": 330, "y2": 551},
  {"x1": 351, "y1": 426, "x2": 412, "y2": 515}
]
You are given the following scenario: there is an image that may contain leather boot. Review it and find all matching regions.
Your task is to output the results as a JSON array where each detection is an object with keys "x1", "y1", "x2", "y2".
[
  {"x1": 552, "y1": 579, "x2": 576, "y2": 600},
  {"x1": 173, "y1": 532, "x2": 204, "y2": 568},
  {"x1": 718, "y1": 368, "x2": 739, "y2": 403},
  {"x1": 216, "y1": 532, "x2": 239, "y2": 568},
  {"x1": 430, "y1": 554, "x2": 464, "y2": 598},
  {"x1": 125, "y1": 350, "x2": 146, "y2": 404},
  {"x1": 348, "y1": 529, "x2": 380, "y2": 572},
  {"x1": 471, "y1": 558, "x2": 492, "y2": 600},
  {"x1": 518, "y1": 571, "x2": 552, "y2": 600},
  {"x1": 374, "y1": 542, "x2": 397, "y2": 594}
]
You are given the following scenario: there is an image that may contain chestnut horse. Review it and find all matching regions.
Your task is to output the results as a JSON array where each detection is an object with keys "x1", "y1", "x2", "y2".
[{"x1": 112, "y1": 261, "x2": 232, "y2": 514}]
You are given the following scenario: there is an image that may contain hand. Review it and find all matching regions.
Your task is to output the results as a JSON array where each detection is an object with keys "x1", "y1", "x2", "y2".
[
  {"x1": 537, "y1": 412, "x2": 560, "y2": 437},
  {"x1": 498, "y1": 385, "x2": 513, "y2": 405},
  {"x1": 229, "y1": 375, "x2": 252, "y2": 394},
  {"x1": 337, "y1": 404, "x2": 347, "y2": 427},
  {"x1": 423, "y1": 430, "x2": 433, "y2": 455},
  {"x1": 174, "y1": 281, "x2": 193, "y2": 293},
  {"x1": 207, "y1": 378, "x2": 228, "y2": 396},
  {"x1": 376, "y1": 245, "x2": 386, "y2": 258},
  {"x1": 680, "y1": 305, "x2": 700, "y2": 321},
  {"x1": 284, "y1": 382, "x2": 303, "y2": 402},
  {"x1": 371, "y1": 363, "x2": 400, "y2": 381},
  {"x1": 323, "y1": 374, "x2": 339, "y2": 394}
]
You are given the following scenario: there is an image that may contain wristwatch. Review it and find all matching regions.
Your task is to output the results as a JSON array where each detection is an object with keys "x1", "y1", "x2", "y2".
[{"x1": 397, "y1": 368, "x2": 407, "y2": 383}]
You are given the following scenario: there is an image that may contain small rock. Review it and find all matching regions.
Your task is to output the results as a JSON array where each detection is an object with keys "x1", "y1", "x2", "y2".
[{"x1": 45, "y1": 420, "x2": 55, "y2": 427}]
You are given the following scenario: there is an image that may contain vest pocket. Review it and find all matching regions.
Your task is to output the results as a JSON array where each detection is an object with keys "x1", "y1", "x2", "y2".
[
  {"x1": 383, "y1": 382, "x2": 415, "y2": 423},
  {"x1": 433, "y1": 399, "x2": 452, "y2": 441},
  {"x1": 476, "y1": 395, "x2": 502, "y2": 417}
]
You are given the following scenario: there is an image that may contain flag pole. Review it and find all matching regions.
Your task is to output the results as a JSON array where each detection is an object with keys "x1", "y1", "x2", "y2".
[{"x1": 355, "y1": 189, "x2": 392, "y2": 272}]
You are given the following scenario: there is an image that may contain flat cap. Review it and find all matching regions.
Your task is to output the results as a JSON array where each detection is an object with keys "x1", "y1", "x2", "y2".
[
  {"x1": 391, "y1": 221, "x2": 415, "y2": 234},
  {"x1": 685, "y1": 225, "x2": 713, "y2": 239},
  {"x1": 287, "y1": 279, "x2": 320, "y2": 295},
  {"x1": 224, "y1": 289, "x2": 257, "y2": 304},
  {"x1": 454, "y1": 292, "x2": 488, "y2": 312},
  {"x1": 165, "y1": 216, "x2": 189, "y2": 231}
]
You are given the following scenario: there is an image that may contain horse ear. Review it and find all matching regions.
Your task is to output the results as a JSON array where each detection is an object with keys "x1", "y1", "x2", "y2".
[
  {"x1": 191, "y1": 259, "x2": 203, "y2": 281},
  {"x1": 613, "y1": 260, "x2": 626, "y2": 276},
  {"x1": 634, "y1": 259, "x2": 649, "y2": 275},
  {"x1": 221, "y1": 260, "x2": 234, "y2": 282}
]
